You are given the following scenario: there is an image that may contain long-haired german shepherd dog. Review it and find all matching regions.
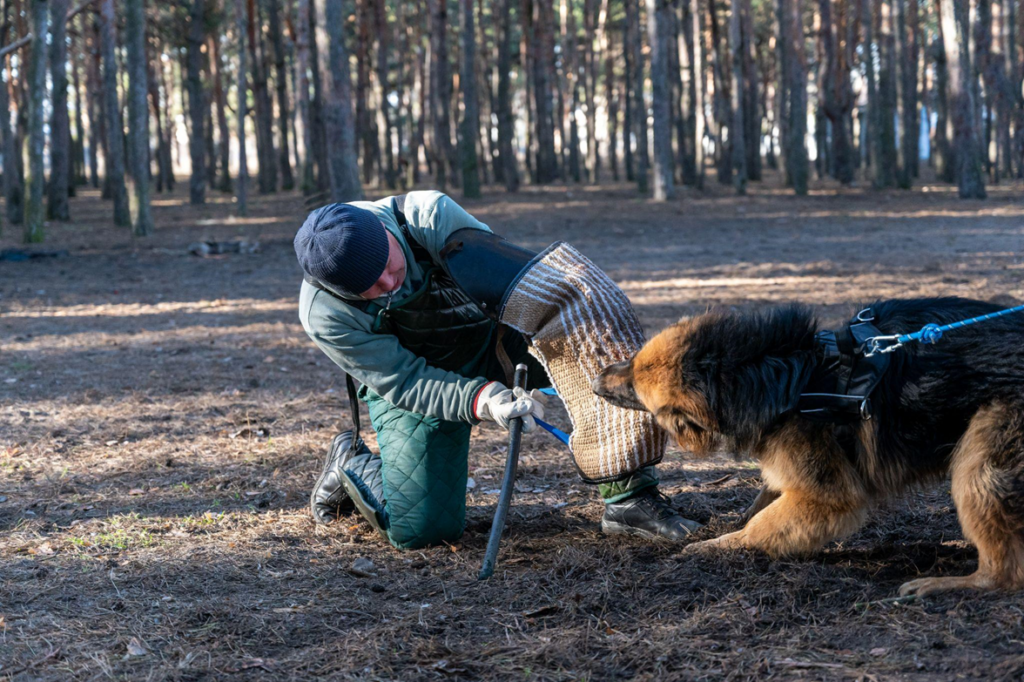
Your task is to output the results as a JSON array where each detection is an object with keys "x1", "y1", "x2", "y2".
[{"x1": 594, "y1": 297, "x2": 1024, "y2": 597}]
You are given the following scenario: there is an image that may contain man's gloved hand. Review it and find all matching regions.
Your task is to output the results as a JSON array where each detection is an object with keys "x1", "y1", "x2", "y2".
[{"x1": 473, "y1": 381, "x2": 546, "y2": 432}]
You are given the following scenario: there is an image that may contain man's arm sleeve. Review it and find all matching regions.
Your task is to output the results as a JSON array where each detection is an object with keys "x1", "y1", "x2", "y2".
[
  {"x1": 304, "y1": 293, "x2": 488, "y2": 423},
  {"x1": 405, "y1": 191, "x2": 493, "y2": 260}
]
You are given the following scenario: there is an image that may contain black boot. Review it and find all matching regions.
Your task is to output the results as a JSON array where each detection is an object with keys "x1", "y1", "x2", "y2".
[
  {"x1": 601, "y1": 487, "x2": 702, "y2": 541},
  {"x1": 337, "y1": 452, "x2": 388, "y2": 536},
  {"x1": 310, "y1": 431, "x2": 372, "y2": 524}
]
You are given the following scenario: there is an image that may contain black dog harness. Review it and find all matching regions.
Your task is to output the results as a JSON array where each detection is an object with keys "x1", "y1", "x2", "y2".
[{"x1": 797, "y1": 309, "x2": 891, "y2": 423}]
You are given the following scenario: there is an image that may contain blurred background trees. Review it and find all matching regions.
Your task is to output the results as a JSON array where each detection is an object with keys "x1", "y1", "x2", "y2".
[{"x1": 1, "y1": 0, "x2": 1021, "y2": 242}]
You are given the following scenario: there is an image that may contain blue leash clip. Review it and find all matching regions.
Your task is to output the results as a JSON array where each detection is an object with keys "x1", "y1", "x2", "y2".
[{"x1": 865, "y1": 304, "x2": 1024, "y2": 357}]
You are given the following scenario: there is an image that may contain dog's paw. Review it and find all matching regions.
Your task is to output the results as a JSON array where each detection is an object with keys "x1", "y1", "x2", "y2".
[
  {"x1": 681, "y1": 538, "x2": 719, "y2": 556},
  {"x1": 898, "y1": 573, "x2": 993, "y2": 598}
]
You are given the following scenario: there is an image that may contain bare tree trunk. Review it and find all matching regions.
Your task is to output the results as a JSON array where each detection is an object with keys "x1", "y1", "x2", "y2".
[
  {"x1": 897, "y1": 0, "x2": 919, "y2": 183},
  {"x1": 693, "y1": 0, "x2": 706, "y2": 187},
  {"x1": 209, "y1": 35, "x2": 232, "y2": 192},
  {"x1": 708, "y1": 0, "x2": 731, "y2": 183},
  {"x1": 0, "y1": 1, "x2": 20, "y2": 229},
  {"x1": 318, "y1": 0, "x2": 363, "y2": 201},
  {"x1": 938, "y1": 0, "x2": 985, "y2": 197},
  {"x1": 584, "y1": 0, "x2": 604, "y2": 182},
  {"x1": 374, "y1": 0, "x2": 396, "y2": 189},
  {"x1": 100, "y1": 0, "x2": 130, "y2": 225},
  {"x1": 235, "y1": 0, "x2": 250, "y2": 215},
  {"x1": 249, "y1": 0, "x2": 277, "y2": 193},
  {"x1": 187, "y1": 0, "x2": 207, "y2": 204},
  {"x1": 876, "y1": 0, "x2": 898, "y2": 187},
  {"x1": 126, "y1": 0, "x2": 152, "y2": 236},
  {"x1": 627, "y1": 0, "x2": 649, "y2": 193},
  {"x1": 530, "y1": 0, "x2": 558, "y2": 183},
  {"x1": 146, "y1": 40, "x2": 168, "y2": 193},
  {"x1": 649, "y1": 0, "x2": 676, "y2": 199},
  {"x1": 860, "y1": 0, "x2": 878, "y2": 175},
  {"x1": 727, "y1": 0, "x2": 747, "y2": 193},
  {"x1": 976, "y1": 0, "x2": 1013, "y2": 182},
  {"x1": 46, "y1": 0, "x2": 69, "y2": 221},
  {"x1": 740, "y1": 0, "x2": 761, "y2": 180},
  {"x1": 70, "y1": 15, "x2": 87, "y2": 187},
  {"x1": 1010, "y1": 0, "x2": 1024, "y2": 178},
  {"x1": 932, "y1": 10, "x2": 953, "y2": 181},
  {"x1": 605, "y1": 7, "x2": 620, "y2": 181},
  {"x1": 561, "y1": 0, "x2": 581, "y2": 182},
  {"x1": 678, "y1": 0, "x2": 697, "y2": 185},
  {"x1": 428, "y1": 0, "x2": 455, "y2": 189},
  {"x1": 295, "y1": 0, "x2": 315, "y2": 193},
  {"x1": 355, "y1": 0, "x2": 373, "y2": 185},
  {"x1": 84, "y1": 13, "x2": 100, "y2": 190},
  {"x1": 308, "y1": 3, "x2": 330, "y2": 190},
  {"x1": 783, "y1": 0, "x2": 808, "y2": 194},
  {"x1": 459, "y1": 0, "x2": 482, "y2": 197},
  {"x1": 268, "y1": 0, "x2": 295, "y2": 190},
  {"x1": 820, "y1": 0, "x2": 857, "y2": 183},
  {"x1": 497, "y1": 0, "x2": 519, "y2": 191},
  {"x1": 23, "y1": 0, "x2": 48, "y2": 242}
]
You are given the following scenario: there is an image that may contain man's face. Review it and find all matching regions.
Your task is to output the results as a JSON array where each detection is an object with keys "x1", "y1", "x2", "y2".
[{"x1": 358, "y1": 229, "x2": 407, "y2": 300}]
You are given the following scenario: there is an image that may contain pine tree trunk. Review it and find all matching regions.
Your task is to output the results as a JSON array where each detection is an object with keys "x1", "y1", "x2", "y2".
[
  {"x1": 125, "y1": 0, "x2": 152, "y2": 236},
  {"x1": 209, "y1": 35, "x2": 232, "y2": 192},
  {"x1": 496, "y1": 0, "x2": 519, "y2": 191},
  {"x1": 783, "y1": 0, "x2": 808, "y2": 194},
  {"x1": 459, "y1": 0, "x2": 481, "y2": 197},
  {"x1": 146, "y1": 42, "x2": 169, "y2": 192},
  {"x1": 741, "y1": 0, "x2": 760, "y2": 180},
  {"x1": 308, "y1": 3, "x2": 330, "y2": 190},
  {"x1": 318, "y1": 0, "x2": 363, "y2": 201},
  {"x1": 355, "y1": 0, "x2": 372, "y2": 185},
  {"x1": 375, "y1": 0, "x2": 395, "y2": 188},
  {"x1": 649, "y1": 0, "x2": 676, "y2": 199},
  {"x1": 235, "y1": 0, "x2": 250, "y2": 215},
  {"x1": 100, "y1": 0, "x2": 130, "y2": 225},
  {"x1": 1009, "y1": 0, "x2": 1024, "y2": 178},
  {"x1": 268, "y1": 0, "x2": 295, "y2": 190},
  {"x1": 708, "y1": 0, "x2": 731, "y2": 183},
  {"x1": 678, "y1": 0, "x2": 697, "y2": 185},
  {"x1": 187, "y1": 0, "x2": 207, "y2": 204},
  {"x1": 296, "y1": 0, "x2": 316, "y2": 193},
  {"x1": 627, "y1": 0, "x2": 649, "y2": 193},
  {"x1": 70, "y1": 15, "x2": 87, "y2": 187},
  {"x1": 727, "y1": 0, "x2": 747, "y2": 193},
  {"x1": 249, "y1": 0, "x2": 277, "y2": 193},
  {"x1": 428, "y1": 0, "x2": 455, "y2": 189},
  {"x1": 693, "y1": 0, "x2": 706, "y2": 187},
  {"x1": 875, "y1": 0, "x2": 898, "y2": 187},
  {"x1": 938, "y1": 0, "x2": 985, "y2": 197},
  {"x1": 584, "y1": 0, "x2": 603, "y2": 182},
  {"x1": 819, "y1": 0, "x2": 856, "y2": 183},
  {"x1": 562, "y1": 0, "x2": 582, "y2": 182},
  {"x1": 975, "y1": 0, "x2": 1013, "y2": 182},
  {"x1": 897, "y1": 0, "x2": 919, "y2": 181},
  {"x1": 530, "y1": 0, "x2": 558, "y2": 183},
  {"x1": 24, "y1": 0, "x2": 48, "y2": 242},
  {"x1": 84, "y1": 14, "x2": 100, "y2": 189},
  {"x1": 1, "y1": 1, "x2": 23, "y2": 226},
  {"x1": 932, "y1": 12, "x2": 953, "y2": 181},
  {"x1": 605, "y1": 9, "x2": 620, "y2": 181},
  {"x1": 46, "y1": 0, "x2": 69, "y2": 221}
]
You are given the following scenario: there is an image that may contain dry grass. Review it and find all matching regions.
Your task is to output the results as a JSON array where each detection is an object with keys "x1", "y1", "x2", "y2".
[{"x1": 2, "y1": 173, "x2": 1024, "y2": 680}]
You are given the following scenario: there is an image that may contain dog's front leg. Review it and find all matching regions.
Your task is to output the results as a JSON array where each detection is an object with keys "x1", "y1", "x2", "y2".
[{"x1": 685, "y1": 490, "x2": 868, "y2": 558}]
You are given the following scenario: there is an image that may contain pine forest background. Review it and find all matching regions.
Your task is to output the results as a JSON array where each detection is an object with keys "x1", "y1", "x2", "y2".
[{"x1": 0, "y1": 0, "x2": 1021, "y2": 244}]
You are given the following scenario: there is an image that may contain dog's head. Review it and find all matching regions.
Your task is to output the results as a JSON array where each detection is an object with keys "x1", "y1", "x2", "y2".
[{"x1": 593, "y1": 305, "x2": 818, "y2": 454}]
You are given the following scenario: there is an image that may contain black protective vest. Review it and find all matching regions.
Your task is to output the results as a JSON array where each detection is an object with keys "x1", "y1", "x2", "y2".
[{"x1": 305, "y1": 196, "x2": 495, "y2": 373}]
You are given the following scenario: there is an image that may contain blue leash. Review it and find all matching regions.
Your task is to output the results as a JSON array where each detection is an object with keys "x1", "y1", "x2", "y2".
[
  {"x1": 865, "y1": 304, "x2": 1024, "y2": 357},
  {"x1": 534, "y1": 388, "x2": 572, "y2": 448}
]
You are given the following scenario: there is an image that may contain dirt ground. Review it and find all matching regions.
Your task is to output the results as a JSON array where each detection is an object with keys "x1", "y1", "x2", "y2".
[{"x1": 2, "y1": 173, "x2": 1024, "y2": 681}]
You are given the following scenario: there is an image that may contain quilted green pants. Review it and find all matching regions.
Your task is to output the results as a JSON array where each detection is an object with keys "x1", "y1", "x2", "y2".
[{"x1": 360, "y1": 333, "x2": 658, "y2": 550}]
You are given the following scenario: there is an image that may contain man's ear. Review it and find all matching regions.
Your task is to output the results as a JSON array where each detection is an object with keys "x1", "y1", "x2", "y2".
[{"x1": 592, "y1": 360, "x2": 647, "y2": 411}]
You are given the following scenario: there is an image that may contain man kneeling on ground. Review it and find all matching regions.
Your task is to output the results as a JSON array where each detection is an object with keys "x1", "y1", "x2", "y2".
[{"x1": 294, "y1": 190, "x2": 701, "y2": 550}]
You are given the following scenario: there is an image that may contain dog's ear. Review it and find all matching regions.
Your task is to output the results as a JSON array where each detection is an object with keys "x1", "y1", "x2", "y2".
[
  {"x1": 592, "y1": 360, "x2": 647, "y2": 411},
  {"x1": 728, "y1": 351, "x2": 816, "y2": 445}
]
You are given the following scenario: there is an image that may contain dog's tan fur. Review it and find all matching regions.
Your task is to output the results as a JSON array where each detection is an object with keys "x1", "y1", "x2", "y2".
[{"x1": 595, "y1": 306, "x2": 1024, "y2": 596}]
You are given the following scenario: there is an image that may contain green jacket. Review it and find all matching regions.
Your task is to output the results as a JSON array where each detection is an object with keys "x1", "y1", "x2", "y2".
[{"x1": 298, "y1": 191, "x2": 493, "y2": 423}]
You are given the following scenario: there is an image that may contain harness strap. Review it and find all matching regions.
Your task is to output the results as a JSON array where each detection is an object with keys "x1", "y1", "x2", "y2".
[{"x1": 346, "y1": 373, "x2": 361, "y2": 440}]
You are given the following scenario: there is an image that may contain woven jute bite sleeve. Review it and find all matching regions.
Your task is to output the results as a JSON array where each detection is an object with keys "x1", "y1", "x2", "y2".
[{"x1": 498, "y1": 243, "x2": 666, "y2": 483}]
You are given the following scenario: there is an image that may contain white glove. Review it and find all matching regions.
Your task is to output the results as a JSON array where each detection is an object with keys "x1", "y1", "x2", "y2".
[{"x1": 473, "y1": 382, "x2": 546, "y2": 433}]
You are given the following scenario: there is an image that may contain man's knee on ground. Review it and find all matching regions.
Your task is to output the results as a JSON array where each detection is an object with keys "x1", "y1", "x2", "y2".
[{"x1": 386, "y1": 513, "x2": 465, "y2": 550}]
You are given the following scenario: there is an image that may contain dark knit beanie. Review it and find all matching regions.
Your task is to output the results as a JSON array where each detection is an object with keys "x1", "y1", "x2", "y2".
[{"x1": 294, "y1": 203, "x2": 389, "y2": 296}]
